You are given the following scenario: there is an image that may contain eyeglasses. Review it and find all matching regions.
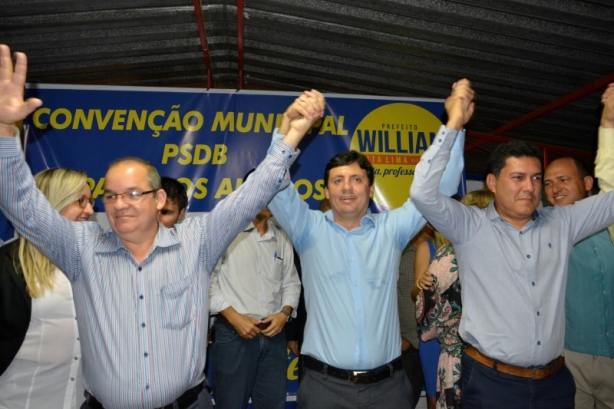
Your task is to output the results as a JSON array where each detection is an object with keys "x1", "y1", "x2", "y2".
[
  {"x1": 101, "y1": 190, "x2": 156, "y2": 204},
  {"x1": 77, "y1": 196, "x2": 95, "y2": 208}
]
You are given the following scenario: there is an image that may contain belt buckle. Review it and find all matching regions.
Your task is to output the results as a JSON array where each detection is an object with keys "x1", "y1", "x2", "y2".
[{"x1": 349, "y1": 370, "x2": 369, "y2": 383}]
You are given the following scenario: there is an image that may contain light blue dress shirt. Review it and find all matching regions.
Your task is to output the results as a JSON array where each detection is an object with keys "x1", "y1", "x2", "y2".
[
  {"x1": 0, "y1": 134, "x2": 297, "y2": 409},
  {"x1": 410, "y1": 127, "x2": 614, "y2": 367},
  {"x1": 269, "y1": 125, "x2": 464, "y2": 370}
]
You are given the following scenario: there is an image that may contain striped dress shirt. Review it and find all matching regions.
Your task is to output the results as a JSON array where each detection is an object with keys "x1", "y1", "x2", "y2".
[{"x1": 0, "y1": 133, "x2": 298, "y2": 409}]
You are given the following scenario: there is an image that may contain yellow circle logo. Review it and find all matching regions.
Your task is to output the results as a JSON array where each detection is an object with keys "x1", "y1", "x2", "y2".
[{"x1": 350, "y1": 103, "x2": 442, "y2": 209}]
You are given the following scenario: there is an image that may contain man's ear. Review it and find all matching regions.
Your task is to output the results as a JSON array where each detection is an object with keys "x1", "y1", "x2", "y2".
[
  {"x1": 486, "y1": 174, "x2": 497, "y2": 194},
  {"x1": 584, "y1": 175, "x2": 594, "y2": 193},
  {"x1": 178, "y1": 208, "x2": 186, "y2": 222},
  {"x1": 155, "y1": 189, "x2": 167, "y2": 211}
]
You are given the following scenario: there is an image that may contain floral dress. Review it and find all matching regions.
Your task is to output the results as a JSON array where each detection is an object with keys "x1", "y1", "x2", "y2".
[{"x1": 416, "y1": 244, "x2": 463, "y2": 409}]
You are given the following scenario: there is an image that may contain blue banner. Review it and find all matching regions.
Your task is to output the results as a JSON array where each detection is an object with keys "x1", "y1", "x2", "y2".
[{"x1": 23, "y1": 85, "x2": 454, "y2": 214}]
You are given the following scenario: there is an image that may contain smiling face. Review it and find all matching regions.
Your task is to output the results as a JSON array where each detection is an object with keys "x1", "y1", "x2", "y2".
[
  {"x1": 104, "y1": 161, "x2": 166, "y2": 241},
  {"x1": 544, "y1": 157, "x2": 592, "y2": 206},
  {"x1": 325, "y1": 162, "x2": 374, "y2": 229},
  {"x1": 486, "y1": 156, "x2": 543, "y2": 229},
  {"x1": 59, "y1": 184, "x2": 94, "y2": 222}
]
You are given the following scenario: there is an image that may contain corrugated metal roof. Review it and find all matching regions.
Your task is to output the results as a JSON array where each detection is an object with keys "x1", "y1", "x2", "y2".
[{"x1": 2, "y1": 0, "x2": 613, "y2": 174}]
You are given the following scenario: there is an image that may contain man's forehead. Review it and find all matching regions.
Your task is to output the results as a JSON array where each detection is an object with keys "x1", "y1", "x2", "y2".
[
  {"x1": 544, "y1": 158, "x2": 579, "y2": 177},
  {"x1": 329, "y1": 163, "x2": 365, "y2": 176},
  {"x1": 503, "y1": 156, "x2": 542, "y2": 172},
  {"x1": 105, "y1": 162, "x2": 149, "y2": 187}
]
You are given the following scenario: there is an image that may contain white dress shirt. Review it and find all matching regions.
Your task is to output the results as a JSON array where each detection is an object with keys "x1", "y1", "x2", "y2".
[
  {"x1": 210, "y1": 219, "x2": 300, "y2": 318},
  {"x1": 0, "y1": 269, "x2": 83, "y2": 409}
]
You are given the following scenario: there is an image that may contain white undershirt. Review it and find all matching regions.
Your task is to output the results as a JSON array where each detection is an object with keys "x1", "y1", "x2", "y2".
[{"x1": 0, "y1": 269, "x2": 83, "y2": 409}]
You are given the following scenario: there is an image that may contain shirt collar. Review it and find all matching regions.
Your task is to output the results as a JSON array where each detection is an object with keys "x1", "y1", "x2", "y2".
[
  {"x1": 485, "y1": 201, "x2": 542, "y2": 223},
  {"x1": 324, "y1": 209, "x2": 375, "y2": 230},
  {"x1": 96, "y1": 223, "x2": 180, "y2": 253}
]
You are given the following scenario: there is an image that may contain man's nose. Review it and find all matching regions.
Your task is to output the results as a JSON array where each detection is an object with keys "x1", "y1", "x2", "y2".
[
  {"x1": 113, "y1": 195, "x2": 129, "y2": 208},
  {"x1": 523, "y1": 177, "x2": 536, "y2": 192}
]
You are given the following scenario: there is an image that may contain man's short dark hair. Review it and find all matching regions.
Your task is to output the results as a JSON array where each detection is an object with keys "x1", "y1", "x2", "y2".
[
  {"x1": 161, "y1": 176, "x2": 188, "y2": 211},
  {"x1": 550, "y1": 156, "x2": 591, "y2": 179},
  {"x1": 486, "y1": 140, "x2": 543, "y2": 178},
  {"x1": 324, "y1": 151, "x2": 374, "y2": 187}
]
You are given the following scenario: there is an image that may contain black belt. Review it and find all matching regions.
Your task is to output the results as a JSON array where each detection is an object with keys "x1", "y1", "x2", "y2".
[
  {"x1": 84, "y1": 382, "x2": 204, "y2": 409},
  {"x1": 216, "y1": 314, "x2": 271, "y2": 330},
  {"x1": 303, "y1": 355, "x2": 403, "y2": 384}
]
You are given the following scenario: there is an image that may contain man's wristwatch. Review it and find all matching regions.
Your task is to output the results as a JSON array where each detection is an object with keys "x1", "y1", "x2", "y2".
[{"x1": 280, "y1": 309, "x2": 292, "y2": 322}]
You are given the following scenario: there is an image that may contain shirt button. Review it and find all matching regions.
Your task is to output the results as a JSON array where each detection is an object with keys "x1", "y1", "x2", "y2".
[
  {"x1": 71, "y1": 378, "x2": 75, "y2": 381},
  {"x1": 428, "y1": 159, "x2": 431, "y2": 163},
  {"x1": 532, "y1": 282, "x2": 536, "y2": 286},
  {"x1": 536, "y1": 311, "x2": 540, "y2": 316},
  {"x1": 438, "y1": 139, "x2": 442, "y2": 143},
  {"x1": 140, "y1": 295, "x2": 144, "y2": 299},
  {"x1": 144, "y1": 352, "x2": 148, "y2": 358},
  {"x1": 526, "y1": 254, "x2": 531, "y2": 258},
  {"x1": 138, "y1": 267, "x2": 142, "y2": 272},
  {"x1": 537, "y1": 341, "x2": 541, "y2": 345},
  {"x1": 142, "y1": 323, "x2": 146, "y2": 328},
  {"x1": 74, "y1": 357, "x2": 79, "y2": 360}
]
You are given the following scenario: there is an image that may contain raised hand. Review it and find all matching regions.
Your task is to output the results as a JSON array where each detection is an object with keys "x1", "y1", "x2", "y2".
[
  {"x1": 601, "y1": 83, "x2": 614, "y2": 129},
  {"x1": 279, "y1": 90, "x2": 325, "y2": 148},
  {"x1": 0, "y1": 45, "x2": 42, "y2": 135},
  {"x1": 445, "y1": 79, "x2": 475, "y2": 130}
]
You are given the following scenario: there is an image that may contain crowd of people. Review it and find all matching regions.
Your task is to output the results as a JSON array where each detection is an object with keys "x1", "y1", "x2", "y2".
[{"x1": 0, "y1": 42, "x2": 613, "y2": 409}]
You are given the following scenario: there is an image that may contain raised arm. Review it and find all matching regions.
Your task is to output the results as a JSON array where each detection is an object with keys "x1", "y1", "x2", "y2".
[
  {"x1": 0, "y1": 45, "x2": 87, "y2": 279},
  {"x1": 410, "y1": 79, "x2": 476, "y2": 243},
  {"x1": 0, "y1": 45, "x2": 42, "y2": 135},
  {"x1": 269, "y1": 92, "x2": 327, "y2": 247},
  {"x1": 199, "y1": 91, "x2": 325, "y2": 273},
  {"x1": 593, "y1": 83, "x2": 614, "y2": 240}
]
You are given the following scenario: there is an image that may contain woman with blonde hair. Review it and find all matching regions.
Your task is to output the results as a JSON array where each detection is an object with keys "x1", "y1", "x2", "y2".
[
  {"x1": 416, "y1": 188, "x2": 494, "y2": 409},
  {"x1": 0, "y1": 168, "x2": 94, "y2": 409}
]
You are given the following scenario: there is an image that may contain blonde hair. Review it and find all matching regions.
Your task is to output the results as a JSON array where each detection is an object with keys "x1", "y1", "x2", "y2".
[
  {"x1": 460, "y1": 188, "x2": 494, "y2": 209},
  {"x1": 17, "y1": 168, "x2": 88, "y2": 298},
  {"x1": 434, "y1": 189, "x2": 494, "y2": 248}
]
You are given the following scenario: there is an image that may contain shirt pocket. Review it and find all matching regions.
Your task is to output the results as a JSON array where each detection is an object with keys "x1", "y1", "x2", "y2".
[{"x1": 159, "y1": 276, "x2": 195, "y2": 330}]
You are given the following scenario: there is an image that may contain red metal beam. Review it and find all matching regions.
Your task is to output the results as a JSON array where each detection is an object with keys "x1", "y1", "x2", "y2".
[
  {"x1": 237, "y1": 0, "x2": 245, "y2": 89},
  {"x1": 493, "y1": 72, "x2": 614, "y2": 136},
  {"x1": 192, "y1": 0, "x2": 214, "y2": 88}
]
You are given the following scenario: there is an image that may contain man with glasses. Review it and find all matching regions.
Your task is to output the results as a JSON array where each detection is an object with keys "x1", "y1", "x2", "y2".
[{"x1": 0, "y1": 44, "x2": 324, "y2": 409}]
